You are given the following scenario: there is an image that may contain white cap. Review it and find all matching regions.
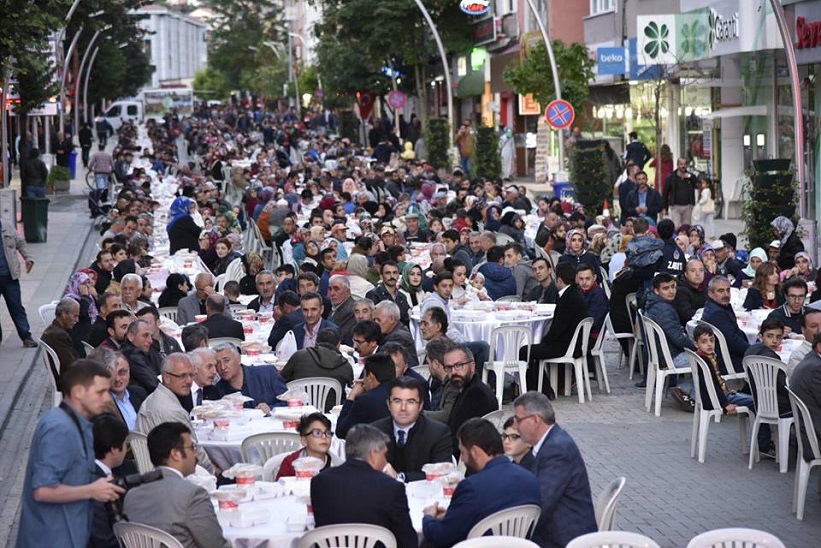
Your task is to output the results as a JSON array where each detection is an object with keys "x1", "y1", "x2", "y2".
[{"x1": 710, "y1": 239, "x2": 725, "y2": 250}]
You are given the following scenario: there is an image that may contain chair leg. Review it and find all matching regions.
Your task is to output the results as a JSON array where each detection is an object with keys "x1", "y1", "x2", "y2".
[
  {"x1": 537, "y1": 361, "x2": 545, "y2": 393},
  {"x1": 517, "y1": 363, "x2": 528, "y2": 395},
  {"x1": 654, "y1": 372, "x2": 665, "y2": 417},
  {"x1": 748, "y1": 418, "x2": 762, "y2": 469},
  {"x1": 628, "y1": 341, "x2": 638, "y2": 379},
  {"x1": 599, "y1": 355, "x2": 611, "y2": 394},
  {"x1": 563, "y1": 364, "x2": 572, "y2": 397},
  {"x1": 690, "y1": 412, "x2": 700, "y2": 459},
  {"x1": 778, "y1": 421, "x2": 791, "y2": 473},
  {"x1": 644, "y1": 368, "x2": 656, "y2": 413},
  {"x1": 796, "y1": 461, "x2": 809, "y2": 520},
  {"x1": 739, "y1": 414, "x2": 749, "y2": 455},
  {"x1": 549, "y1": 364, "x2": 559, "y2": 397},
  {"x1": 698, "y1": 413, "x2": 711, "y2": 463},
  {"x1": 581, "y1": 358, "x2": 593, "y2": 402},
  {"x1": 493, "y1": 365, "x2": 504, "y2": 409}
]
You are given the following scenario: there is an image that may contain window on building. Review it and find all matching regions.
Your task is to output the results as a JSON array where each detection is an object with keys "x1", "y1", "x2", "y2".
[
  {"x1": 590, "y1": 0, "x2": 615, "y2": 15},
  {"x1": 496, "y1": 0, "x2": 515, "y2": 16}
]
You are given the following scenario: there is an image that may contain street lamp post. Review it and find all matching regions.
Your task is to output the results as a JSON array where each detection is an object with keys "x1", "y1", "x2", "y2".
[
  {"x1": 59, "y1": 26, "x2": 83, "y2": 135},
  {"x1": 288, "y1": 32, "x2": 304, "y2": 118},
  {"x1": 83, "y1": 46, "x2": 101, "y2": 127},
  {"x1": 411, "y1": 0, "x2": 453, "y2": 144},
  {"x1": 75, "y1": 27, "x2": 109, "y2": 135}
]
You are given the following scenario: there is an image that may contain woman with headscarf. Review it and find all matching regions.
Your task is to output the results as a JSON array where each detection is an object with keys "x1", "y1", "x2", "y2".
[
  {"x1": 484, "y1": 205, "x2": 502, "y2": 232},
  {"x1": 771, "y1": 216, "x2": 804, "y2": 270},
  {"x1": 734, "y1": 248, "x2": 767, "y2": 288},
  {"x1": 291, "y1": 228, "x2": 309, "y2": 265},
  {"x1": 167, "y1": 196, "x2": 202, "y2": 254},
  {"x1": 346, "y1": 254, "x2": 375, "y2": 298},
  {"x1": 399, "y1": 262, "x2": 426, "y2": 308},
  {"x1": 498, "y1": 210, "x2": 526, "y2": 245},
  {"x1": 687, "y1": 225, "x2": 706, "y2": 257},
  {"x1": 600, "y1": 232, "x2": 623, "y2": 272},
  {"x1": 64, "y1": 270, "x2": 98, "y2": 353},
  {"x1": 197, "y1": 228, "x2": 221, "y2": 272},
  {"x1": 782, "y1": 251, "x2": 815, "y2": 283},
  {"x1": 558, "y1": 228, "x2": 602, "y2": 281},
  {"x1": 158, "y1": 273, "x2": 191, "y2": 308}
]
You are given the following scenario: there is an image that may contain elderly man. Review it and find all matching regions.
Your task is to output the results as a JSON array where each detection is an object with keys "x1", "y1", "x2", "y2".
[
  {"x1": 135, "y1": 353, "x2": 216, "y2": 474},
  {"x1": 471, "y1": 231, "x2": 497, "y2": 272},
  {"x1": 187, "y1": 347, "x2": 220, "y2": 411},
  {"x1": 88, "y1": 293, "x2": 122, "y2": 348},
  {"x1": 336, "y1": 354, "x2": 396, "y2": 439},
  {"x1": 674, "y1": 258, "x2": 706, "y2": 325},
  {"x1": 119, "y1": 274, "x2": 147, "y2": 314},
  {"x1": 248, "y1": 270, "x2": 277, "y2": 314},
  {"x1": 420, "y1": 307, "x2": 449, "y2": 343},
  {"x1": 353, "y1": 298, "x2": 374, "y2": 322},
  {"x1": 702, "y1": 275, "x2": 750, "y2": 373},
  {"x1": 177, "y1": 273, "x2": 216, "y2": 325},
  {"x1": 201, "y1": 294, "x2": 244, "y2": 340},
  {"x1": 513, "y1": 392, "x2": 597, "y2": 547},
  {"x1": 293, "y1": 291, "x2": 339, "y2": 350},
  {"x1": 120, "y1": 320, "x2": 163, "y2": 394},
  {"x1": 310, "y1": 424, "x2": 417, "y2": 547},
  {"x1": 403, "y1": 212, "x2": 429, "y2": 243},
  {"x1": 788, "y1": 309, "x2": 821, "y2": 375},
  {"x1": 213, "y1": 342, "x2": 287, "y2": 414},
  {"x1": 328, "y1": 275, "x2": 356, "y2": 345},
  {"x1": 136, "y1": 306, "x2": 182, "y2": 358},
  {"x1": 0, "y1": 216, "x2": 37, "y2": 347},
  {"x1": 42, "y1": 298, "x2": 82, "y2": 370},
  {"x1": 366, "y1": 260, "x2": 410, "y2": 327},
  {"x1": 373, "y1": 301, "x2": 418, "y2": 367}
]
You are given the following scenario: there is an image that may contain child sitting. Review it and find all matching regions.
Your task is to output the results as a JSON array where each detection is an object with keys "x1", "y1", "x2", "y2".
[{"x1": 467, "y1": 272, "x2": 489, "y2": 301}]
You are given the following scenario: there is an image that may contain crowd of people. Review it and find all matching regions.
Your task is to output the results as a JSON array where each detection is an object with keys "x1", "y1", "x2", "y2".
[{"x1": 16, "y1": 102, "x2": 821, "y2": 548}]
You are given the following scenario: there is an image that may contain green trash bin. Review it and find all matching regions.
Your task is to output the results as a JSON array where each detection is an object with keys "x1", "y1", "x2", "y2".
[{"x1": 20, "y1": 197, "x2": 50, "y2": 243}]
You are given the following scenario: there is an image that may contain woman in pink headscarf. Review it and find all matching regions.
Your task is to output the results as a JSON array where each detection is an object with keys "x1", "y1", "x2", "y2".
[{"x1": 63, "y1": 270, "x2": 99, "y2": 351}]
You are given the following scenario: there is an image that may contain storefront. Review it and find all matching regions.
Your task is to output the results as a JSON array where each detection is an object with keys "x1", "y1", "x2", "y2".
[{"x1": 793, "y1": 0, "x2": 821, "y2": 221}]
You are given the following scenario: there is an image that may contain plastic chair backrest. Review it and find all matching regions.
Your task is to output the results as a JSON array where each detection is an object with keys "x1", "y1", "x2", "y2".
[
  {"x1": 286, "y1": 377, "x2": 343, "y2": 409},
  {"x1": 685, "y1": 527, "x2": 786, "y2": 548},
  {"x1": 411, "y1": 365, "x2": 431, "y2": 381},
  {"x1": 698, "y1": 320, "x2": 743, "y2": 378},
  {"x1": 126, "y1": 432, "x2": 154, "y2": 474},
  {"x1": 742, "y1": 355, "x2": 787, "y2": 420},
  {"x1": 113, "y1": 521, "x2": 184, "y2": 548},
  {"x1": 225, "y1": 257, "x2": 245, "y2": 282},
  {"x1": 595, "y1": 476, "x2": 627, "y2": 532},
  {"x1": 241, "y1": 432, "x2": 302, "y2": 464},
  {"x1": 564, "y1": 317, "x2": 594, "y2": 360},
  {"x1": 481, "y1": 409, "x2": 511, "y2": 431},
  {"x1": 786, "y1": 387, "x2": 821, "y2": 462},
  {"x1": 592, "y1": 313, "x2": 610, "y2": 353},
  {"x1": 262, "y1": 451, "x2": 292, "y2": 481},
  {"x1": 297, "y1": 523, "x2": 397, "y2": 548},
  {"x1": 640, "y1": 314, "x2": 678, "y2": 370},
  {"x1": 566, "y1": 531, "x2": 661, "y2": 548},
  {"x1": 453, "y1": 538, "x2": 539, "y2": 548},
  {"x1": 39, "y1": 303, "x2": 57, "y2": 326},
  {"x1": 214, "y1": 273, "x2": 227, "y2": 293},
  {"x1": 157, "y1": 307, "x2": 178, "y2": 322},
  {"x1": 39, "y1": 340, "x2": 62, "y2": 407},
  {"x1": 466, "y1": 504, "x2": 541, "y2": 539},
  {"x1": 685, "y1": 349, "x2": 725, "y2": 412},
  {"x1": 488, "y1": 325, "x2": 532, "y2": 366},
  {"x1": 81, "y1": 341, "x2": 95, "y2": 357}
]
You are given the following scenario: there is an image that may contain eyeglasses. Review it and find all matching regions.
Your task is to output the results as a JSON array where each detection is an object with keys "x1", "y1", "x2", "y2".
[
  {"x1": 389, "y1": 398, "x2": 421, "y2": 407},
  {"x1": 182, "y1": 442, "x2": 198, "y2": 451},
  {"x1": 513, "y1": 413, "x2": 537, "y2": 424},
  {"x1": 305, "y1": 429, "x2": 333, "y2": 439},
  {"x1": 165, "y1": 371, "x2": 196, "y2": 380},
  {"x1": 787, "y1": 293, "x2": 807, "y2": 300},
  {"x1": 501, "y1": 433, "x2": 521, "y2": 441},
  {"x1": 442, "y1": 360, "x2": 473, "y2": 372}
]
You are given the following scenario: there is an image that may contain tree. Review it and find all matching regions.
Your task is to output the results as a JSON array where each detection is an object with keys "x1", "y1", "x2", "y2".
[
  {"x1": 503, "y1": 40, "x2": 594, "y2": 113},
  {"x1": 193, "y1": 67, "x2": 232, "y2": 101}
]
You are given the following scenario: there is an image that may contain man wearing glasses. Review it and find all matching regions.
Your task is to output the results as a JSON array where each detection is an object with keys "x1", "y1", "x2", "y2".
[
  {"x1": 768, "y1": 277, "x2": 808, "y2": 335},
  {"x1": 135, "y1": 353, "x2": 217, "y2": 475},
  {"x1": 512, "y1": 392, "x2": 597, "y2": 548},
  {"x1": 124, "y1": 422, "x2": 230, "y2": 548},
  {"x1": 373, "y1": 377, "x2": 452, "y2": 483}
]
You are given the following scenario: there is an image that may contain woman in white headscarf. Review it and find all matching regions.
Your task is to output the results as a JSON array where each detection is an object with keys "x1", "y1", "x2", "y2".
[{"x1": 346, "y1": 254, "x2": 375, "y2": 298}]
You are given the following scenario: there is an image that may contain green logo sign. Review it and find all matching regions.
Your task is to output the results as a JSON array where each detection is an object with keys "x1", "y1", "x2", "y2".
[{"x1": 643, "y1": 21, "x2": 670, "y2": 59}]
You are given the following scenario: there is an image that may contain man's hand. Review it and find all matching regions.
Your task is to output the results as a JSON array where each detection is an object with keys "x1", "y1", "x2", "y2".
[
  {"x1": 383, "y1": 463, "x2": 397, "y2": 479},
  {"x1": 347, "y1": 380, "x2": 365, "y2": 401},
  {"x1": 256, "y1": 402, "x2": 271, "y2": 415},
  {"x1": 88, "y1": 477, "x2": 126, "y2": 503},
  {"x1": 423, "y1": 502, "x2": 446, "y2": 519},
  {"x1": 725, "y1": 403, "x2": 738, "y2": 415},
  {"x1": 25, "y1": 260, "x2": 33, "y2": 273}
]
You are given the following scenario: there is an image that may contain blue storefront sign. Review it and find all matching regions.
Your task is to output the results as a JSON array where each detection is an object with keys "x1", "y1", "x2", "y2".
[
  {"x1": 597, "y1": 47, "x2": 627, "y2": 76},
  {"x1": 628, "y1": 37, "x2": 663, "y2": 80}
]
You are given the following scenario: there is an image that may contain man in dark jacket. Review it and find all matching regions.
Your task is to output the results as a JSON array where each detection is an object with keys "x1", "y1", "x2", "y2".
[
  {"x1": 366, "y1": 261, "x2": 410, "y2": 327},
  {"x1": 336, "y1": 354, "x2": 395, "y2": 439},
  {"x1": 120, "y1": 320, "x2": 163, "y2": 393},
  {"x1": 268, "y1": 291, "x2": 303, "y2": 349},
  {"x1": 658, "y1": 219, "x2": 685, "y2": 278},
  {"x1": 702, "y1": 276, "x2": 750, "y2": 373},
  {"x1": 373, "y1": 301, "x2": 418, "y2": 367},
  {"x1": 477, "y1": 246, "x2": 516, "y2": 300},
  {"x1": 442, "y1": 229, "x2": 473, "y2": 271},
  {"x1": 21, "y1": 148, "x2": 49, "y2": 197},
  {"x1": 328, "y1": 275, "x2": 357, "y2": 345},
  {"x1": 200, "y1": 294, "x2": 245, "y2": 340},
  {"x1": 280, "y1": 329, "x2": 353, "y2": 410},
  {"x1": 79, "y1": 123, "x2": 93, "y2": 168},
  {"x1": 624, "y1": 131, "x2": 652, "y2": 168},
  {"x1": 443, "y1": 344, "x2": 498, "y2": 456},
  {"x1": 623, "y1": 170, "x2": 663, "y2": 223},
  {"x1": 768, "y1": 277, "x2": 808, "y2": 335},
  {"x1": 527, "y1": 257, "x2": 559, "y2": 304},
  {"x1": 663, "y1": 158, "x2": 697, "y2": 227},
  {"x1": 674, "y1": 258, "x2": 706, "y2": 325}
]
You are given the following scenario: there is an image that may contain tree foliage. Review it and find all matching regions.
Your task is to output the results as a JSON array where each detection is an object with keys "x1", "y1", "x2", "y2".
[{"x1": 503, "y1": 40, "x2": 594, "y2": 113}]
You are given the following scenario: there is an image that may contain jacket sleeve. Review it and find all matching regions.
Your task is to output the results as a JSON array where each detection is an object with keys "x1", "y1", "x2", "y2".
[
  {"x1": 422, "y1": 481, "x2": 478, "y2": 547},
  {"x1": 128, "y1": 353, "x2": 160, "y2": 392},
  {"x1": 623, "y1": 190, "x2": 638, "y2": 216},
  {"x1": 742, "y1": 289, "x2": 761, "y2": 311},
  {"x1": 187, "y1": 485, "x2": 232, "y2": 548},
  {"x1": 673, "y1": 291, "x2": 697, "y2": 325},
  {"x1": 589, "y1": 291, "x2": 608, "y2": 335},
  {"x1": 652, "y1": 305, "x2": 695, "y2": 353},
  {"x1": 646, "y1": 191, "x2": 663, "y2": 217}
]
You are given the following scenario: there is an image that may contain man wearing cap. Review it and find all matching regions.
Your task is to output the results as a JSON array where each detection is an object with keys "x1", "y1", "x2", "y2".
[
  {"x1": 404, "y1": 213, "x2": 429, "y2": 243},
  {"x1": 502, "y1": 185, "x2": 530, "y2": 211},
  {"x1": 330, "y1": 221, "x2": 349, "y2": 260},
  {"x1": 713, "y1": 238, "x2": 743, "y2": 279}
]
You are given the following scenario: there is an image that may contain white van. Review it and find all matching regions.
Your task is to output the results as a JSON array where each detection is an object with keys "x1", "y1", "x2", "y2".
[{"x1": 97, "y1": 100, "x2": 143, "y2": 132}]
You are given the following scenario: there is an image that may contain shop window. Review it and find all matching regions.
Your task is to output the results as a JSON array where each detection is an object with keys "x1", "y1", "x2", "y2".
[{"x1": 590, "y1": 0, "x2": 615, "y2": 15}]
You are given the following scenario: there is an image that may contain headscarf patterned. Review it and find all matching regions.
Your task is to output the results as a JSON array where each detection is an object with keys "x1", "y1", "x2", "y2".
[
  {"x1": 167, "y1": 196, "x2": 193, "y2": 234},
  {"x1": 64, "y1": 271, "x2": 98, "y2": 322},
  {"x1": 400, "y1": 262, "x2": 424, "y2": 293},
  {"x1": 347, "y1": 254, "x2": 370, "y2": 279},
  {"x1": 771, "y1": 216, "x2": 794, "y2": 244}
]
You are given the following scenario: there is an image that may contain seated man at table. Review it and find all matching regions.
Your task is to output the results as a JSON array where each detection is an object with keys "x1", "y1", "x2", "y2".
[
  {"x1": 425, "y1": 337, "x2": 458, "y2": 419},
  {"x1": 123, "y1": 422, "x2": 230, "y2": 548},
  {"x1": 98, "y1": 309, "x2": 134, "y2": 351},
  {"x1": 280, "y1": 328, "x2": 353, "y2": 409},
  {"x1": 702, "y1": 275, "x2": 750, "y2": 374},
  {"x1": 200, "y1": 294, "x2": 245, "y2": 341},
  {"x1": 247, "y1": 270, "x2": 277, "y2": 315},
  {"x1": 87, "y1": 293, "x2": 122, "y2": 348},
  {"x1": 787, "y1": 309, "x2": 821, "y2": 374},
  {"x1": 382, "y1": 342, "x2": 429, "y2": 404},
  {"x1": 311, "y1": 424, "x2": 417, "y2": 548},
  {"x1": 187, "y1": 347, "x2": 220, "y2": 411},
  {"x1": 121, "y1": 319, "x2": 164, "y2": 394},
  {"x1": 135, "y1": 353, "x2": 216, "y2": 474},
  {"x1": 181, "y1": 323, "x2": 209, "y2": 352},
  {"x1": 328, "y1": 275, "x2": 357, "y2": 345},
  {"x1": 336, "y1": 354, "x2": 395, "y2": 439},
  {"x1": 353, "y1": 298, "x2": 375, "y2": 322},
  {"x1": 790, "y1": 333, "x2": 821, "y2": 454},
  {"x1": 42, "y1": 297, "x2": 82, "y2": 370},
  {"x1": 293, "y1": 291, "x2": 339, "y2": 350},
  {"x1": 213, "y1": 342, "x2": 287, "y2": 414},
  {"x1": 176, "y1": 272, "x2": 216, "y2": 326},
  {"x1": 674, "y1": 258, "x2": 706, "y2": 326},
  {"x1": 373, "y1": 377, "x2": 452, "y2": 483},
  {"x1": 267, "y1": 290, "x2": 303, "y2": 350},
  {"x1": 526, "y1": 257, "x2": 558, "y2": 304},
  {"x1": 373, "y1": 301, "x2": 418, "y2": 367},
  {"x1": 767, "y1": 277, "x2": 807, "y2": 335},
  {"x1": 422, "y1": 418, "x2": 540, "y2": 547},
  {"x1": 136, "y1": 305, "x2": 182, "y2": 357}
]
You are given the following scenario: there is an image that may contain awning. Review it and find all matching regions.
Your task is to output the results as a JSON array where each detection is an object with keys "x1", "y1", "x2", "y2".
[
  {"x1": 703, "y1": 105, "x2": 767, "y2": 119},
  {"x1": 587, "y1": 83, "x2": 630, "y2": 105},
  {"x1": 456, "y1": 71, "x2": 485, "y2": 98}
]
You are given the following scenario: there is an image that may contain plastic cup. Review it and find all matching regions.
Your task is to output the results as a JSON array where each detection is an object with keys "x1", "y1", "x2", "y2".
[
  {"x1": 235, "y1": 473, "x2": 256, "y2": 487},
  {"x1": 213, "y1": 418, "x2": 230, "y2": 430},
  {"x1": 283, "y1": 419, "x2": 299, "y2": 429},
  {"x1": 288, "y1": 399, "x2": 303, "y2": 408},
  {"x1": 243, "y1": 325, "x2": 254, "y2": 335},
  {"x1": 259, "y1": 314, "x2": 272, "y2": 324},
  {"x1": 247, "y1": 348, "x2": 261, "y2": 357}
]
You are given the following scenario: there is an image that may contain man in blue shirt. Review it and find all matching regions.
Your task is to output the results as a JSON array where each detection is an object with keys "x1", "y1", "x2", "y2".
[
  {"x1": 18, "y1": 360, "x2": 125, "y2": 548},
  {"x1": 213, "y1": 342, "x2": 287, "y2": 413}
]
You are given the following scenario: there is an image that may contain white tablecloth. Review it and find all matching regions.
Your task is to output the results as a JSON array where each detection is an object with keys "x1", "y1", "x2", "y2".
[{"x1": 686, "y1": 309, "x2": 803, "y2": 362}]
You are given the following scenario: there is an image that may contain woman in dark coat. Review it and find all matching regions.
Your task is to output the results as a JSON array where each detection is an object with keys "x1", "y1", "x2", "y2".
[
  {"x1": 158, "y1": 273, "x2": 190, "y2": 308},
  {"x1": 771, "y1": 216, "x2": 803, "y2": 271},
  {"x1": 167, "y1": 196, "x2": 202, "y2": 254}
]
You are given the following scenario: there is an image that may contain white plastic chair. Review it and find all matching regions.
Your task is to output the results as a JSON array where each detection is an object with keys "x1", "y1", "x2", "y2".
[
  {"x1": 685, "y1": 349, "x2": 751, "y2": 463},
  {"x1": 39, "y1": 302, "x2": 58, "y2": 326},
  {"x1": 496, "y1": 295, "x2": 522, "y2": 303},
  {"x1": 640, "y1": 313, "x2": 691, "y2": 417},
  {"x1": 686, "y1": 527, "x2": 786, "y2": 548},
  {"x1": 786, "y1": 387, "x2": 821, "y2": 520},
  {"x1": 157, "y1": 307, "x2": 178, "y2": 323},
  {"x1": 566, "y1": 531, "x2": 661, "y2": 548},
  {"x1": 588, "y1": 314, "x2": 614, "y2": 394},
  {"x1": 297, "y1": 524, "x2": 397, "y2": 548},
  {"x1": 262, "y1": 451, "x2": 292, "y2": 481},
  {"x1": 625, "y1": 293, "x2": 644, "y2": 379},
  {"x1": 482, "y1": 325, "x2": 532, "y2": 407},
  {"x1": 113, "y1": 522, "x2": 183, "y2": 548},
  {"x1": 225, "y1": 257, "x2": 245, "y2": 283},
  {"x1": 214, "y1": 273, "x2": 227, "y2": 293},
  {"x1": 81, "y1": 341, "x2": 95, "y2": 357},
  {"x1": 411, "y1": 364, "x2": 431, "y2": 381},
  {"x1": 209, "y1": 337, "x2": 247, "y2": 354},
  {"x1": 454, "y1": 537, "x2": 539, "y2": 548},
  {"x1": 697, "y1": 321, "x2": 747, "y2": 381},
  {"x1": 599, "y1": 267, "x2": 612, "y2": 299},
  {"x1": 538, "y1": 317, "x2": 594, "y2": 403},
  {"x1": 127, "y1": 431, "x2": 154, "y2": 474},
  {"x1": 466, "y1": 504, "x2": 541, "y2": 539},
  {"x1": 595, "y1": 477, "x2": 627, "y2": 532},
  {"x1": 39, "y1": 339, "x2": 62, "y2": 407},
  {"x1": 287, "y1": 377, "x2": 343, "y2": 410},
  {"x1": 482, "y1": 409, "x2": 511, "y2": 431},
  {"x1": 241, "y1": 432, "x2": 302, "y2": 465},
  {"x1": 603, "y1": 311, "x2": 636, "y2": 373},
  {"x1": 743, "y1": 355, "x2": 793, "y2": 472}
]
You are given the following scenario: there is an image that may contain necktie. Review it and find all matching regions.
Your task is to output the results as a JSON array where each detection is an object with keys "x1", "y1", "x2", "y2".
[
  {"x1": 195, "y1": 388, "x2": 202, "y2": 406},
  {"x1": 397, "y1": 430, "x2": 406, "y2": 446}
]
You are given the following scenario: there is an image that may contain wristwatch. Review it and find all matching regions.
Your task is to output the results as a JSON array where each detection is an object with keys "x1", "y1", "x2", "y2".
[{"x1": 397, "y1": 472, "x2": 406, "y2": 483}]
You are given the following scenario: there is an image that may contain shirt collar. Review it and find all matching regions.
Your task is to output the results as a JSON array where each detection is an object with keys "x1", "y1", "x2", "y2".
[
  {"x1": 159, "y1": 466, "x2": 184, "y2": 479},
  {"x1": 558, "y1": 285, "x2": 569, "y2": 298},
  {"x1": 393, "y1": 421, "x2": 416, "y2": 440},
  {"x1": 95, "y1": 459, "x2": 112, "y2": 476},
  {"x1": 531, "y1": 423, "x2": 555, "y2": 457},
  {"x1": 111, "y1": 389, "x2": 130, "y2": 403}
]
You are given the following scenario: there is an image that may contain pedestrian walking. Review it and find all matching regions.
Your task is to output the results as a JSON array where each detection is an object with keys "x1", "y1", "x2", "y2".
[
  {"x1": 0, "y1": 218, "x2": 38, "y2": 347},
  {"x1": 664, "y1": 157, "x2": 698, "y2": 227},
  {"x1": 78, "y1": 123, "x2": 93, "y2": 168}
]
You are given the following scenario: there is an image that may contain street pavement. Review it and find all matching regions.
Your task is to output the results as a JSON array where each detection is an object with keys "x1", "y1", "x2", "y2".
[{"x1": 0, "y1": 172, "x2": 814, "y2": 546}]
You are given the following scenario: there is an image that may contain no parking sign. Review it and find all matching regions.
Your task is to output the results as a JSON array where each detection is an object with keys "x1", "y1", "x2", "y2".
[
  {"x1": 545, "y1": 99, "x2": 575, "y2": 130},
  {"x1": 387, "y1": 90, "x2": 407, "y2": 110}
]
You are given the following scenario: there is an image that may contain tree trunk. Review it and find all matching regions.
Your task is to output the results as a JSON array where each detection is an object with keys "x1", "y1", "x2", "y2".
[{"x1": 415, "y1": 63, "x2": 428, "y2": 125}]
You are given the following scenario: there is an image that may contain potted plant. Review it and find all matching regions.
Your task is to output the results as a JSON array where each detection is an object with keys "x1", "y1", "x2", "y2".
[
  {"x1": 741, "y1": 160, "x2": 797, "y2": 249},
  {"x1": 47, "y1": 165, "x2": 72, "y2": 193},
  {"x1": 425, "y1": 118, "x2": 450, "y2": 171},
  {"x1": 569, "y1": 140, "x2": 609, "y2": 216},
  {"x1": 474, "y1": 127, "x2": 501, "y2": 181}
]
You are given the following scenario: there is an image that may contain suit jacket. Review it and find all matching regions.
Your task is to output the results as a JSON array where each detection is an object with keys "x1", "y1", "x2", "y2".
[
  {"x1": 120, "y1": 341, "x2": 163, "y2": 394},
  {"x1": 541, "y1": 285, "x2": 589, "y2": 357},
  {"x1": 87, "y1": 315, "x2": 109, "y2": 348},
  {"x1": 530, "y1": 425, "x2": 597, "y2": 548},
  {"x1": 123, "y1": 468, "x2": 230, "y2": 548},
  {"x1": 331, "y1": 296, "x2": 357, "y2": 346},
  {"x1": 42, "y1": 320, "x2": 81, "y2": 371},
  {"x1": 423, "y1": 456, "x2": 541, "y2": 547},
  {"x1": 311, "y1": 459, "x2": 418, "y2": 548},
  {"x1": 293, "y1": 318, "x2": 340, "y2": 350},
  {"x1": 447, "y1": 375, "x2": 498, "y2": 455},
  {"x1": 136, "y1": 384, "x2": 214, "y2": 473},
  {"x1": 366, "y1": 284, "x2": 411, "y2": 326},
  {"x1": 372, "y1": 414, "x2": 452, "y2": 482},
  {"x1": 88, "y1": 464, "x2": 118, "y2": 548},
  {"x1": 790, "y1": 352, "x2": 821, "y2": 459},
  {"x1": 267, "y1": 308, "x2": 304, "y2": 349},
  {"x1": 383, "y1": 325, "x2": 419, "y2": 367},
  {"x1": 335, "y1": 382, "x2": 392, "y2": 439},
  {"x1": 702, "y1": 297, "x2": 750, "y2": 373},
  {"x1": 176, "y1": 293, "x2": 203, "y2": 326},
  {"x1": 201, "y1": 313, "x2": 245, "y2": 341}
]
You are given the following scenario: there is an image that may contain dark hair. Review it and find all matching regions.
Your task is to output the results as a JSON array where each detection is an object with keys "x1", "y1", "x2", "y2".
[
  {"x1": 386, "y1": 246, "x2": 405, "y2": 262},
  {"x1": 759, "y1": 318, "x2": 785, "y2": 334},
  {"x1": 693, "y1": 324, "x2": 714, "y2": 341},
  {"x1": 504, "y1": 243, "x2": 524, "y2": 257},
  {"x1": 135, "y1": 305, "x2": 160, "y2": 320},
  {"x1": 388, "y1": 376, "x2": 426, "y2": 402},
  {"x1": 434, "y1": 271, "x2": 454, "y2": 286},
  {"x1": 632, "y1": 217, "x2": 649, "y2": 234},
  {"x1": 164, "y1": 273, "x2": 189, "y2": 292},
  {"x1": 353, "y1": 320, "x2": 382, "y2": 343},
  {"x1": 97, "y1": 292, "x2": 119, "y2": 310},
  {"x1": 93, "y1": 413, "x2": 128, "y2": 459},
  {"x1": 657, "y1": 219, "x2": 675, "y2": 240},
  {"x1": 803, "y1": 308, "x2": 821, "y2": 328},
  {"x1": 297, "y1": 412, "x2": 332, "y2": 435},
  {"x1": 381, "y1": 260, "x2": 399, "y2": 274},
  {"x1": 96, "y1": 249, "x2": 112, "y2": 264},
  {"x1": 320, "y1": 247, "x2": 336, "y2": 260},
  {"x1": 532, "y1": 257, "x2": 551, "y2": 270},
  {"x1": 60, "y1": 359, "x2": 111, "y2": 396},
  {"x1": 424, "y1": 306, "x2": 449, "y2": 334},
  {"x1": 278, "y1": 290, "x2": 301, "y2": 308},
  {"x1": 653, "y1": 272, "x2": 677, "y2": 289},
  {"x1": 576, "y1": 263, "x2": 596, "y2": 276},
  {"x1": 457, "y1": 418, "x2": 503, "y2": 457},
  {"x1": 783, "y1": 277, "x2": 808, "y2": 295},
  {"x1": 147, "y1": 422, "x2": 191, "y2": 466},
  {"x1": 181, "y1": 323, "x2": 209, "y2": 352},
  {"x1": 364, "y1": 353, "x2": 396, "y2": 383},
  {"x1": 106, "y1": 309, "x2": 133, "y2": 330},
  {"x1": 317, "y1": 328, "x2": 341, "y2": 349},
  {"x1": 719, "y1": 233, "x2": 737, "y2": 250},
  {"x1": 300, "y1": 291, "x2": 323, "y2": 307},
  {"x1": 502, "y1": 416, "x2": 516, "y2": 430},
  {"x1": 486, "y1": 245, "x2": 505, "y2": 264},
  {"x1": 276, "y1": 264, "x2": 296, "y2": 276},
  {"x1": 223, "y1": 280, "x2": 240, "y2": 296},
  {"x1": 381, "y1": 341, "x2": 409, "y2": 363},
  {"x1": 442, "y1": 229, "x2": 460, "y2": 242},
  {"x1": 555, "y1": 262, "x2": 576, "y2": 285},
  {"x1": 298, "y1": 272, "x2": 320, "y2": 287}
]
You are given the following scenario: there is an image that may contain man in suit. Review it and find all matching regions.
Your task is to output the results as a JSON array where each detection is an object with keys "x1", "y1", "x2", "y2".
[
  {"x1": 789, "y1": 333, "x2": 821, "y2": 455},
  {"x1": 42, "y1": 298, "x2": 82, "y2": 370},
  {"x1": 336, "y1": 353, "x2": 395, "y2": 438},
  {"x1": 89, "y1": 347, "x2": 146, "y2": 430},
  {"x1": 292, "y1": 291, "x2": 339, "y2": 350},
  {"x1": 422, "y1": 418, "x2": 541, "y2": 547},
  {"x1": 124, "y1": 422, "x2": 230, "y2": 548},
  {"x1": 89, "y1": 414, "x2": 129, "y2": 548},
  {"x1": 373, "y1": 300, "x2": 418, "y2": 367},
  {"x1": 513, "y1": 392, "x2": 597, "y2": 548},
  {"x1": 267, "y1": 290, "x2": 303, "y2": 349},
  {"x1": 187, "y1": 347, "x2": 220, "y2": 411},
  {"x1": 328, "y1": 275, "x2": 357, "y2": 345},
  {"x1": 520, "y1": 262, "x2": 589, "y2": 399},
  {"x1": 120, "y1": 319, "x2": 163, "y2": 394},
  {"x1": 135, "y1": 353, "x2": 217, "y2": 474},
  {"x1": 176, "y1": 272, "x2": 216, "y2": 325},
  {"x1": 366, "y1": 260, "x2": 411, "y2": 327},
  {"x1": 373, "y1": 377, "x2": 451, "y2": 483},
  {"x1": 88, "y1": 293, "x2": 122, "y2": 348},
  {"x1": 247, "y1": 270, "x2": 277, "y2": 315},
  {"x1": 623, "y1": 170, "x2": 663, "y2": 223},
  {"x1": 200, "y1": 294, "x2": 244, "y2": 340},
  {"x1": 311, "y1": 424, "x2": 417, "y2": 548},
  {"x1": 213, "y1": 342, "x2": 287, "y2": 412}
]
